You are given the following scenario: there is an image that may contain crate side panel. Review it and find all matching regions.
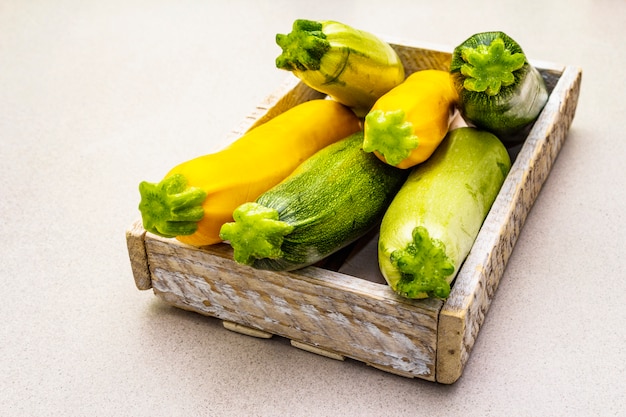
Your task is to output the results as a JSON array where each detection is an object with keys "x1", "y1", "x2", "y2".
[
  {"x1": 144, "y1": 236, "x2": 441, "y2": 380},
  {"x1": 228, "y1": 77, "x2": 327, "y2": 139},
  {"x1": 436, "y1": 66, "x2": 582, "y2": 384},
  {"x1": 390, "y1": 43, "x2": 452, "y2": 74},
  {"x1": 125, "y1": 219, "x2": 152, "y2": 290}
]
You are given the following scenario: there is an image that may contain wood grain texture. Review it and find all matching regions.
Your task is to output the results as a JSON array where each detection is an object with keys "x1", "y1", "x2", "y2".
[
  {"x1": 125, "y1": 220, "x2": 152, "y2": 290},
  {"x1": 227, "y1": 76, "x2": 326, "y2": 140},
  {"x1": 390, "y1": 40, "x2": 453, "y2": 74},
  {"x1": 125, "y1": 41, "x2": 582, "y2": 383},
  {"x1": 146, "y1": 236, "x2": 442, "y2": 380},
  {"x1": 436, "y1": 65, "x2": 583, "y2": 384}
]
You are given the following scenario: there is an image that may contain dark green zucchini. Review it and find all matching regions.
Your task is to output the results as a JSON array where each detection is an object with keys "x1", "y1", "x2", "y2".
[
  {"x1": 219, "y1": 131, "x2": 408, "y2": 271},
  {"x1": 449, "y1": 31, "x2": 549, "y2": 143}
]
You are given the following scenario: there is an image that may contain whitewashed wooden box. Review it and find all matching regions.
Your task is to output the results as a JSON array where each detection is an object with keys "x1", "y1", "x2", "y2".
[{"x1": 126, "y1": 39, "x2": 582, "y2": 384}]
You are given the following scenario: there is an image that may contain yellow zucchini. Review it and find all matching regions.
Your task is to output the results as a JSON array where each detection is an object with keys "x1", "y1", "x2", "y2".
[
  {"x1": 137, "y1": 99, "x2": 361, "y2": 246},
  {"x1": 362, "y1": 69, "x2": 458, "y2": 169}
]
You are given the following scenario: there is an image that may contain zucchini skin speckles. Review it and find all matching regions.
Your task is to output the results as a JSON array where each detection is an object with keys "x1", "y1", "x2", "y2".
[{"x1": 221, "y1": 132, "x2": 408, "y2": 271}]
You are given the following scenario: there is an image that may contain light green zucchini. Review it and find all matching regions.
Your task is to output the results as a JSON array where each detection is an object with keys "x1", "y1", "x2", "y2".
[
  {"x1": 275, "y1": 19, "x2": 405, "y2": 117},
  {"x1": 378, "y1": 127, "x2": 511, "y2": 299}
]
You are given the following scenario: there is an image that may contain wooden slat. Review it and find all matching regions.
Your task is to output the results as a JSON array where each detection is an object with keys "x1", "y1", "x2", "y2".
[
  {"x1": 226, "y1": 76, "x2": 326, "y2": 140},
  {"x1": 145, "y1": 235, "x2": 442, "y2": 380},
  {"x1": 436, "y1": 65, "x2": 583, "y2": 384},
  {"x1": 290, "y1": 340, "x2": 345, "y2": 361},
  {"x1": 125, "y1": 219, "x2": 152, "y2": 290},
  {"x1": 390, "y1": 40, "x2": 453, "y2": 74},
  {"x1": 223, "y1": 321, "x2": 273, "y2": 339}
]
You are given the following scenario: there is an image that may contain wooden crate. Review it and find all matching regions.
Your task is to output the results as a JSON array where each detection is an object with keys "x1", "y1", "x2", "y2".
[{"x1": 126, "y1": 39, "x2": 582, "y2": 384}]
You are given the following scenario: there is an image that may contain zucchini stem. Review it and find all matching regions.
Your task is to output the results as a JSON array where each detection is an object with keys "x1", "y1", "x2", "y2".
[
  {"x1": 363, "y1": 109, "x2": 418, "y2": 167},
  {"x1": 459, "y1": 37, "x2": 525, "y2": 96},
  {"x1": 390, "y1": 226, "x2": 454, "y2": 299},
  {"x1": 219, "y1": 202, "x2": 294, "y2": 265},
  {"x1": 138, "y1": 174, "x2": 206, "y2": 238},
  {"x1": 275, "y1": 19, "x2": 330, "y2": 71}
]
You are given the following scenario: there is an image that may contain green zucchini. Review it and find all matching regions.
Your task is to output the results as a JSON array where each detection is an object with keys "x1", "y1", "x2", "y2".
[
  {"x1": 378, "y1": 127, "x2": 511, "y2": 299},
  {"x1": 449, "y1": 31, "x2": 548, "y2": 143},
  {"x1": 219, "y1": 131, "x2": 408, "y2": 271}
]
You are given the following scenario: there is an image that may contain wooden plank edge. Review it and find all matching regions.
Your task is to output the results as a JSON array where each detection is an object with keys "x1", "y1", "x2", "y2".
[
  {"x1": 385, "y1": 35, "x2": 567, "y2": 73},
  {"x1": 290, "y1": 340, "x2": 346, "y2": 361},
  {"x1": 435, "y1": 65, "x2": 582, "y2": 384},
  {"x1": 223, "y1": 320, "x2": 273, "y2": 339},
  {"x1": 125, "y1": 219, "x2": 153, "y2": 290},
  {"x1": 226, "y1": 76, "x2": 326, "y2": 140},
  {"x1": 145, "y1": 234, "x2": 440, "y2": 381},
  {"x1": 367, "y1": 362, "x2": 416, "y2": 379}
]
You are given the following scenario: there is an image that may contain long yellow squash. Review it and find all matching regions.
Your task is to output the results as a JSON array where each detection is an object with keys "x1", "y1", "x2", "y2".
[
  {"x1": 138, "y1": 99, "x2": 361, "y2": 246},
  {"x1": 362, "y1": 69, "x2": 458, "y2": 169}
]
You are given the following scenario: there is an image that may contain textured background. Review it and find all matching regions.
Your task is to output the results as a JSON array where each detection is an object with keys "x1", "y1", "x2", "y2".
[{"x1": 1, "y1": 1, "x2": 624, "y2": 416}]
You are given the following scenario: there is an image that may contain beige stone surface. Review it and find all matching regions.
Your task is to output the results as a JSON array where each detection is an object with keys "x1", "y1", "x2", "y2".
[{"x1": 1, "y1": 1, "x2": 624, "y2": 416}]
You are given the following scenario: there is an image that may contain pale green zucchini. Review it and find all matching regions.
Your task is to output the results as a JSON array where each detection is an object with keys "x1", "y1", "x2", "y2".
[
  {"x1": 275, "y1": 19, "x2": 405, "y2": 117},
  {"x1": 378, "y1": 127, "x2": 511, "y2": 299}
]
